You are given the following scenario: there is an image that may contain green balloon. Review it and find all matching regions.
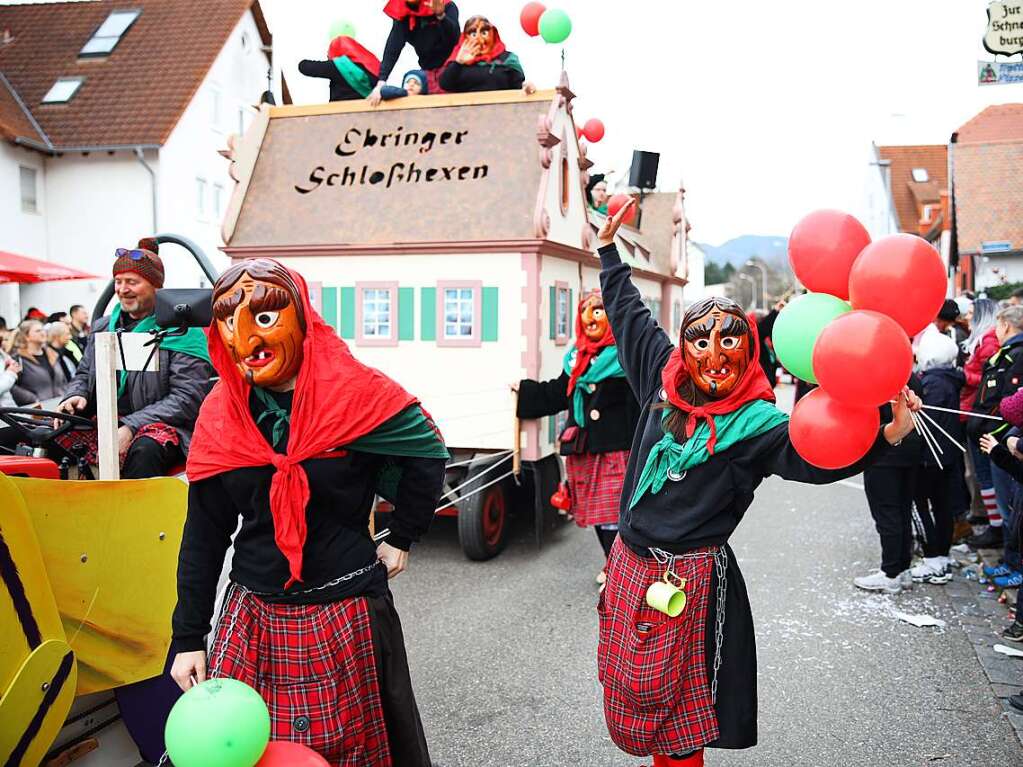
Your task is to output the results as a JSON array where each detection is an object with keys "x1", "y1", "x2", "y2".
[
  {"x1": 538, "y1": 8, "x2": 572, "y2": 44},
  {"x1": 772, "y1": 292, "x2": 851, "y2": 383},
  {"x1": 328, "y1": 19, "x2": 357, "y2": 40},
  {"x1": 165, "y1": 678, "x2": 270, "y2": 767}
]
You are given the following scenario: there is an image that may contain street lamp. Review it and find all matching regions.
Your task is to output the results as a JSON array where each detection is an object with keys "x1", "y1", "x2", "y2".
[
  {"x1": 745, "y1": 260, "x2": 768, "y2": 310},
  {"x1": 736, "y1": 273, "x2": 756, "y2": 311}
]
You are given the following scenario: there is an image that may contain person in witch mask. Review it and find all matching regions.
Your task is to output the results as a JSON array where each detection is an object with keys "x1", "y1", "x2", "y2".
[
  {"x1": 170, "y1": 259, "x2": 448, "y2": 766},
  {"x1": 368, "y1": 0, "x2": 460, "y2": 104},
  {"x1": 299, "y1": 35, "x2": 381, "y2": 102},
  {"x1": 593, "y1": 200, "x2": 921, "y2": 767},
  {"x1": 513, "y1": 290, "x2": 641, "y2": 583},
  {"x1": 438, "y1": 15, "x2": 526, "y2": 93}
]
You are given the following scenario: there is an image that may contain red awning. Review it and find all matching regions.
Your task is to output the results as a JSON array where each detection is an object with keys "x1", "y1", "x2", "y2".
[{"x1": 0, "y1": 251, "x2": 99, "y2": 284}]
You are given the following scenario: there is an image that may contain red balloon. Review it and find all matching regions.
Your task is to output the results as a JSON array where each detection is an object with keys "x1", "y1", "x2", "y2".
[
  {"x1": 812, "y1": 310, "x2": 912, "y2": 407},
  {"x1": 520, "y1": 2, "x2": 546, "y2": 36},
  {"x1": 788, "y1": 210, "x2": 871, "y2": 299},
  {"x1": 849, "y1": 233, "x2": 947, "y2": 337},
  {"x1": 582, "y1": 118, "x2": 605, "y2": 143},
  {"x1": 607, "y1": 194, "x2": 636, "y2": 224},
  {"x1": 790, "y1": 388, "x2": 881, "y2": 469},
  {"x1": 256, "y1": 741, "x2": 330, "y2": 767}
]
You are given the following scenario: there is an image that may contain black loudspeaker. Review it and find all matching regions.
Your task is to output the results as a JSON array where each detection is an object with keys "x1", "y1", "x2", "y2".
[
  {"x1": 155, "y1": 288, "x2": 213, "y2": 328},
  {"x1": 629, "y1": 150, "x2": 660, "y2": 190}
]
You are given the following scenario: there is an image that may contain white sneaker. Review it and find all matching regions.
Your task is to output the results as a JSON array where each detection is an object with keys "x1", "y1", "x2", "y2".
[
  {"x1": 899, "y1": 569, "x2": 914, "y2": 590},
  {"x1": 910, "y1": 557, "x2": 952, "y2": 584},
  {"x1": 854, "y1": 570, "x2": 902, "y2": 594}
]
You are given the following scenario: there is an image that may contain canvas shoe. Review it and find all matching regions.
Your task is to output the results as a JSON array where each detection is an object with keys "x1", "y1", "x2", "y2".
[
  {"x1": 968, "y1": 526, "x2": 1005, "y2": 549},
  {"x1": 985, "y1": 563, "x2": 1014, "y2": 578},
  {"x1": 1002, "y1": 621, "x2": 1023, "y2": 643},
  {"x1": 911, "y1": 558, "x2": 952, "y2": 584},
  {"x1": 854, "y1": 570, "x2": 902, "y2": 594}
]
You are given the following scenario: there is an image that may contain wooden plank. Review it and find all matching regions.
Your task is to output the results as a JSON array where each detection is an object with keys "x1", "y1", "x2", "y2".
[{"x1": 93, "y1": 333, "x2": 120, "y2": 481}]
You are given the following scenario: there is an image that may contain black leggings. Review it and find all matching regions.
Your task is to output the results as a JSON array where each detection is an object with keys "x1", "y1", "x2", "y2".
[{"x1": 595, "y1": 525, "x2": 617, "y2": 558}]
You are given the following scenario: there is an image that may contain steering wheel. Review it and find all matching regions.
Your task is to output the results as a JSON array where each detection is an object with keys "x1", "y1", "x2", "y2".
[{"x1": 0, "y1": 407, "x2": 95, "y2": 449}]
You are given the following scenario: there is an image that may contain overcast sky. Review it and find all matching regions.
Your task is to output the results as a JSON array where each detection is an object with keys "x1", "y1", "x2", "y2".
[{"x1": 7, "y1": 0, "x2": 1022, "y2": 245}]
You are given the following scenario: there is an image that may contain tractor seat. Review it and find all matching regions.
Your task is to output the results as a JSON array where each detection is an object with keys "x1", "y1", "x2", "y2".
[{"x1": 0, "y1": 455, "x2": 60, "y2": 479}]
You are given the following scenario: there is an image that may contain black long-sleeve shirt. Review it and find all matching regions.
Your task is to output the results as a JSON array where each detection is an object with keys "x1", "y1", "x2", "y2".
[
  {"x1": 171, "y1": 395, "x2": 446, "y2": 652},
  {"x1": 298, "y1": 59, "x2": 378, "y2": 102},
  {"x1": 379, "y1": 3, "x2": 460, "y2": 81},
  {"x1": 438, "y1": 58, "x2": 524, "y2": 93},
  {"x1": 597, "y1": 243, "x2": 891, "y2": 554}
]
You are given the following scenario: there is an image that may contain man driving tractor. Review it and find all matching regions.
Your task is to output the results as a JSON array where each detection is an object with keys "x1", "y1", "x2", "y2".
[{"x1": 55, "y1": 238, "x2": 212, "y2": 478}]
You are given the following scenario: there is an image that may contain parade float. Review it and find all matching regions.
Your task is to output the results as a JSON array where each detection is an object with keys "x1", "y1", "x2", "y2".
[{"x1": 219, "y1": 74, "x2": 687, "y2": 559}]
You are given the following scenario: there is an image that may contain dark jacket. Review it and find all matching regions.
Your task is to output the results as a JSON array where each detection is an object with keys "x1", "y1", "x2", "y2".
[
  {"x1": 516, "y1": 368, "x2": 641, "y2": 455},
  {"x1": 297, "y1": 59, "x2": 378, "y2": 102},
  {"x1": 438, "y1": 54, "x2": 524, "y2": 93},
  {"x1": 11, "y1": 349, "x2": 70, "y2": 404},
  {"x1": 756, "y1": 309, "x2": 779, "y2": 387},
  {"x1": 971, "y1": 333, "x2": 1023, "y2": 440},
  {"x1": 61, "y1": 314, "x2": 212, "y2": 453},
  {"x1": 380, "y1": 2, "x2": 460, "y2": 80},
  {"x1": 597, "y1": 242, "x2": 892, "y2": 749},
  {"x1": 870, "y1": 374, "x2": 924, "y2": 469},
  {"x1": 919, "y1": 366, "x2": 965, "y2": 468}
]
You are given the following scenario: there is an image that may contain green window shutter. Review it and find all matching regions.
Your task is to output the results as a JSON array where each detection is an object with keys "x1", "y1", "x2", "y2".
[
  {"x1": 421, "y1": 287, "x2": 437, "y2": 341},
  {"x1": 339, "y1": 286, "x2": 356, "y2": 339},
  {"x1": 398, "y1": 287, "x2": 414, "y2": 341},
  {"x1": 321, "y1": 287, "x2": 338, "y2": 331},
  {"x1": 481, "y1": 287, "x2": 499, "y2": 342},
  {"x1": 549, "y1": 286, "x2": 556, "y2": 340}
]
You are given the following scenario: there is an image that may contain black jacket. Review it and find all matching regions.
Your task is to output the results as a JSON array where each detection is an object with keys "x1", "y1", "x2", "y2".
[
  {"x1": 172, "y1": 397, "x2": 446, "y2": 653},
  {"x1": 379, "y1": 3, "x2": 460, "y2": 80},
  {"x1": 919, "y1": 366, "x2": 965, "y2": 468},
  {"x1": 298, "y1": 59, "x2": 378, "y2": 102},
  {"x1": 438, "y1": 56, "x2": 524, "y2": 93},
  {"x1": 870, "y1": 375, "x2": 924, "y2": 469},
  {"x1": 517, "y1": 367, "x2": 641, "y2": 455},
  {"x1": 970, "y1": 333, "x2": 1023, "y2": 439}
]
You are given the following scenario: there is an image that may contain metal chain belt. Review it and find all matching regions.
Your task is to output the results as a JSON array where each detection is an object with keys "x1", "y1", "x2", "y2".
[{"x1": 243, "y1": 560, "x2": 382, "y2": 598}]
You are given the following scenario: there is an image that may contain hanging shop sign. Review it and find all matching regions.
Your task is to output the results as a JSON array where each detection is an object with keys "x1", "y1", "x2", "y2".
[{"x1": 984, "y1": 2, "x2": 1023, "y2": 56}]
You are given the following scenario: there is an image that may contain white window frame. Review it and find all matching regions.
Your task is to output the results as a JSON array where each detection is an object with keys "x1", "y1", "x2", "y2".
[
  {"x1": 80, "y1": 9, "x2": 140, "y2": 56},
  {"x1": 212, "y1": 182, "x2": 225, "y2": 220},
  {"x1": 19, "y1": 166, "x2": 38, "y2": 214},
  {"x1": 210, "y1": 85, "x2": 223, "y2": 132},
  {"x1": 196, "y1": 177, "x2": 208, "y2": 220},
  {"x1": 361, "y1": 287, "x2": 393, "y2": 340},
  {"x1": 443, "y1": 287, "x2": 475, "y2": 340},
  {"x1": 41, "y1": 77, "x2": 84, "y2": 104}
]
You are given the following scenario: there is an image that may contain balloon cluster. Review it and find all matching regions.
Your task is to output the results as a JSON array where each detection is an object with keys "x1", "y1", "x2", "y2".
[
  {"x1": 165, "y1": 679, "x2": 329, "y2": 767},
  {"x1": 520, "y1": 3, "x2": 572, "y2": 44},
  {"x1": 775, "y1": 210, "x2": 946, "y2": 469}
]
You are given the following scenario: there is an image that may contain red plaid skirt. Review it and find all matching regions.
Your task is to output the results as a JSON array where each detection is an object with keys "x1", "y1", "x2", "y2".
[
  {"x1": 208, "y1": 584, "x2": 392, "y2": 767},
  {"x1": 597, "y1": 539, "x2": 718, "y2": 757},
  {"x1": 424, "y1": 65, "x2": 447, "y2": 95},
  {"x1": 566, "y1": 450, "x2": 628, "y2": 527},
  {"x1": 54, "y1": 421, "x2": 178, "y2": 468}
]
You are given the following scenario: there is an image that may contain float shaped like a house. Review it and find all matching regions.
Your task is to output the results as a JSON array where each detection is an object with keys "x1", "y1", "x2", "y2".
[{"x1": 221, "y1": 75, "x2": 687, "y2": 557}]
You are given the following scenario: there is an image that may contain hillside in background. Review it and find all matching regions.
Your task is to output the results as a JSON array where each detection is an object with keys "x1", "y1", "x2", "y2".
[{"x1": 695, "y1": 235, "x2": 789, "y2": 268}]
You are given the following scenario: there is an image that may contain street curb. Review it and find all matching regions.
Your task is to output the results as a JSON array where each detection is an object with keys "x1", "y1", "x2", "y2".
[{"x1": 955, "y1": 545, "x2": 1023, "y2": 747}]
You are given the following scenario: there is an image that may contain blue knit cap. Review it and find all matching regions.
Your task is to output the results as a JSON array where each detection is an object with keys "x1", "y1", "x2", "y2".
[{"x1": 402, "y1": 69, "x2": 429, "y2": 94}]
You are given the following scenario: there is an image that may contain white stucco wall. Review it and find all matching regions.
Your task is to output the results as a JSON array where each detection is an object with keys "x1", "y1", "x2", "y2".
[
  {"x1": 540, "y1": 108, "x2": 588, "y2": 251},
  {"x1": 0, "y1": 141, "x2": 47, "y2": 322},
  {"x1": 861, "y1": 144, "x2": 900, "y2": 240},
  {"x1": 275, "y1": 252, "x2": 526, "y2": 453},
  {"x1": 682, "y1": 241, "x2": 706, "y2": 305}
]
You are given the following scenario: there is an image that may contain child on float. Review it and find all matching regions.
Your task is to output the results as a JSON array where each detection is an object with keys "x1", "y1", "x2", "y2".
[
  {"x1": 368, "y1": 0, "x2": 460, "y2": 103},
  {"x1": 170, "y1": 259, "x2": 448, "y2": 766},
  {"x1": 592, "y1": 199, "x2": 920, "y2": 766},
  {"x1": 439, "y1": 16, "x2": 527, "y2": 93},
  {"x1": 379, "y1": 69, "x2": 430, "y2": 100},
  {"x1": 299, "y1": 35, "x2": 381, "y2": 102},
  {"x1": 514, "y1": 290, "x2": 641, "y2": 582}
]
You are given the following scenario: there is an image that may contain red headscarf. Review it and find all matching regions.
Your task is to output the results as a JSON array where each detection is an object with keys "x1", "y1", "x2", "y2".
[
  {"x1": 327, "y1": 36, "x2": 381, "y2": 77},
  {"x1": 383, "y1": 0, "x2": 437, "y2": 29},
  {"x1": 567, "y1": 292, "x2": 617, "y2": 395},
  {"x1": 660, "y1": 310, "x2": 775, "y2": 455},
  {"x1": 187, "y1": 263, "x2": 416, "y2": 587},
  {"x1": 445, "y1": 21, "x2": 508, "y2": 65}
]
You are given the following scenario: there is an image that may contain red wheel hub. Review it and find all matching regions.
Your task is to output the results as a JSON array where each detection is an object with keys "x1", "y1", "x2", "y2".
[{"x1": 482, "y1": 487, "x2": 506, "y2": 548}]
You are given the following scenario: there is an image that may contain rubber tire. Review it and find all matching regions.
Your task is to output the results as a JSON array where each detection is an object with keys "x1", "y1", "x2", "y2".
[{"x1": 458, "y1": 481, "x2": 508, "y2": 561}]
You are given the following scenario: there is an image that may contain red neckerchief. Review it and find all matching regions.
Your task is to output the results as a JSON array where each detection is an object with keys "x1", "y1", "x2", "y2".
[
  {"x1": 383, "y1": 0, "x2": 437, "y2": 29},
  {"x1": 327, "y1": 36, "x2": 382, "y2": 77},
  {"x1": 660, "y1": 314, "x2": 775, "y2": 454},
  {"x1": 186, "y1": 263, "x2": 416, "y2": 587},
  {"x1": 567, "y1": 294, "x2": 617, "y2": 395},
  {"x1": 445, "y1": 25, "x2": 508, "y2": 65}
]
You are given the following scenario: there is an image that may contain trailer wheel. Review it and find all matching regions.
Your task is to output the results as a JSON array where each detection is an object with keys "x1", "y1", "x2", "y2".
[{"x1": 458, "y1": 481, "x2": 508, "y2": 561}]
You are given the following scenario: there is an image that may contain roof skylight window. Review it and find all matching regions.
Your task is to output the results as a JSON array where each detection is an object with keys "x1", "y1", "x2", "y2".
[
  {"x1": 80, "y1": 9, "x2": 140, "y2": 56},
  {"x1": 41, "y1": 77, "x2": 84, "y2": 104}
]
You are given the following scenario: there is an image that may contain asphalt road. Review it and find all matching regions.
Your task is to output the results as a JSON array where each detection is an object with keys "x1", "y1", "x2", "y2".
[{"x1": 392, "y1": 458, "x2": 1023, "y2": 766}]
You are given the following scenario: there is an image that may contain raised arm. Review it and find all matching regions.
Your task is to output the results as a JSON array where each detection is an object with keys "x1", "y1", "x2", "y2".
[
  {"x1": 516, "y1": 371, "x2": 570, "y2": 419},
  {"x1": 298, "y1": 59, "x2": 336, "y2": 79},
  {"x1": 596, "y1": 200, "x2": 673, "y2": 401}
]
